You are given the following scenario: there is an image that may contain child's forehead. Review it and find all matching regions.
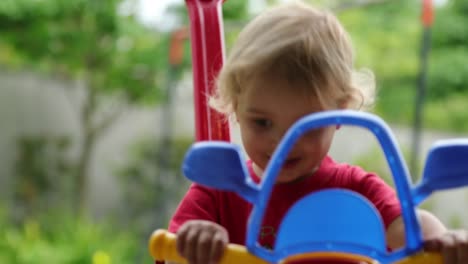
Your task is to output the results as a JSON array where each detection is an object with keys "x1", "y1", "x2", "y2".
[
  {"x1": 237, "y1": 83, "x2": 329, "y2": 119},
  {"x1": 244, "y1": 71, "x2": 317, "y2": 94},
  {"x1": 242, "y1": 74, "x2": 314, "y2": 100},
  {"x1": 238, "y1": 72, "x2": 342, "y2": 109}
]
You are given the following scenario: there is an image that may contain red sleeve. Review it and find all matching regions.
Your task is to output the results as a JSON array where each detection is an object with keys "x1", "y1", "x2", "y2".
[
  {"x1": 168, "y1": 183, "x2": 219, "y2": 233},
  {"x1": 155, "y1": 183, "x2": 220, "y2": 264},
  {"x1": 345, "y1": 166, "x2": 402, "y2": 230}
]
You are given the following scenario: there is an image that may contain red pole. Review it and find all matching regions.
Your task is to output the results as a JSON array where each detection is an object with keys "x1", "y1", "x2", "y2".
[
  {"x1": 185, "y1": 0, "x2": 231, "y2": 142},
  {"x1": 422, "y1": 0, "x2": 434, "y2": 28},
  {"x1": 169, "y1": 28, "x2": 188, "y2": 66},
  {"x1": 410, "y1": 0, "x2": 434, "y2": 179}
]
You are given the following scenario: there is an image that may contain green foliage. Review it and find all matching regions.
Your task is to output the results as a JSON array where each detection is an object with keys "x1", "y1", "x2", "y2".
[
  {"x1": 0, "y1": 0, "x2": 179, "y2": 216},
  {"x1": 338, "y1": 1, "x2": 421, "y2": 126},
  {"x1": 0, "y1": 0, "x2": 165, "y2": 103},
  {"x1": 340, "y1": 1, "x2": 419, "y2": 81},
  {"x1": 117, "y1": 137, "x2": 192, "y2": 231},
  {"x1": 0, "y1": 206, "x2": 142, "y2": 264},
  {"x1": 429, "y1": 48, "x2": 468, "y2": 99},
  {"x1": 223, "y1": 0, "x2": 249, "y2": 21},
  {"x1": 0, "y1": 0, "x2": 118, "y2": 69},
  {"x1": 374, "y1": 78, "x2": 416, "y2": 125},
  {"x1": 425, "y1": 93, "x2": 468, "y2": 131},
  {"x1": 104, "y1": 17, "x2": 168, "y2": 103},
  {"x1": 338, "y1": 1, "x2": 468, "y2": 132},
  {"x1": 429, "y1": 3, "x2": 468, "y2": 101},
  {"x1": 6, "y1": 113, "x2": 195, "y2": 264},
  {"x1": 13, "y1": 135, "x2": 74, "y2": 221},
  {"x1": 166, "y1": 0, "x2": 249, "y2": 28}
]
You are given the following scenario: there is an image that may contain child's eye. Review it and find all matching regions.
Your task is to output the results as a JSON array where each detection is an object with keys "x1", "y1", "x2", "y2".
[{"x1": 253, "y1": 118, "x2": 272, "y2": 128}]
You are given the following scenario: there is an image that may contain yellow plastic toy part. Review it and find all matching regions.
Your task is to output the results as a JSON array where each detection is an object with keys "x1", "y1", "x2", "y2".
[
  {"x1": 148, "y1": 229, "x2": 442, "y2": 264},
  {"x1": 149, "y1": 229, "x2": 268, "y2": 264},
  {"x1": 394, "y1": 252, "x2": 442, "y2": 264}
]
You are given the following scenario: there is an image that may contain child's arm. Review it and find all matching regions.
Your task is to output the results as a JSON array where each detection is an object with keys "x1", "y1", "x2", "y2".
[
  {"x1": 386, "y1": 209, "x2": 446, "y2": 249},
  {"x1": 168, "y1": 183, "x2": 219, "y2": 234},
  {"x1": 175, "y1": 220, "x2": 229, "y2": 264},
  {"x1": 163, "y1": 184, "x2": 229, "y2": 264},
  {"x1": 386, "y1": 209, "x2": 468, "y2": 263}
]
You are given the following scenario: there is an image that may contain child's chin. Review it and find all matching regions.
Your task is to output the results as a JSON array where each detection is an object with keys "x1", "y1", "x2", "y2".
[{"x1": 276, "y1": 173, "x2": 301, "y2": 183}]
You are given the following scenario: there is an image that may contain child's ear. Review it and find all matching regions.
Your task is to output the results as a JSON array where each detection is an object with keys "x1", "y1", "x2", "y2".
[
  {"x1": 336, "y1": 96, "x2": 351, "y2": 130},
  {"x1": 337, "y1": 96, "x2": 351, "y2": 109},
  {"x1": 232, "y1": 100, "x2": 239, "y2": 122},
  {"x1": 233, "y1": 110, "x2": 238, "y2": 122}
]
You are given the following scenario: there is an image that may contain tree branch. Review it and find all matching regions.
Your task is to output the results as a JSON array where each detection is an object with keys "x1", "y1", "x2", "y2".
[
  {"x1": 92, "y1": 105, "x2": 126, "y2": 138},
  {"x1": 90, "y1": 95, "x2": 128, "y2": 138},
  {"x1": 62, "y1": 80, "x2": 81, "y2": 121}
]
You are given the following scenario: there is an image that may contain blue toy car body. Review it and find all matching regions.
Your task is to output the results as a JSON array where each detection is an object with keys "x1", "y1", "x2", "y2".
[{"x1": 183, "y1": 110, "x2": 468, "y2": 264}]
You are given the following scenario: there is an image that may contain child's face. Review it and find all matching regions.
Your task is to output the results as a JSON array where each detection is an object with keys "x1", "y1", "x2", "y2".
[{"x1": 235, "y1": 75, "x2": 337, "y2": 183}]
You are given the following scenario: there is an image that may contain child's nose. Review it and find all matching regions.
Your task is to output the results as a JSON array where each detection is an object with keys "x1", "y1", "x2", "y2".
[
  {"x1": 270, "y1": 127, "x2": 288, "y2": 145},
  {"x1": 269, "y1": 126, "x2": 305, "y2": 154},
  {"x1": 266, "y1": 130, "x2": 284, "y2": 155}
]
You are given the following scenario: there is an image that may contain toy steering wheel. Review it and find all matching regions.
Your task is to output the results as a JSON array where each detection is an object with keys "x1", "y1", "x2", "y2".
[{"x1": 150, "y1": 110, "x2": 468, "y2": 264}]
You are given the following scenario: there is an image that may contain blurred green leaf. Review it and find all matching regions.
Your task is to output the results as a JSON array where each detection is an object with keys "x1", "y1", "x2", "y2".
[
  {"x1": 0, "y1": 0, "x2": 168, "y2": 104},
  {"x1": 338, "y1": 0, "x2": 468, "y2": 132}
]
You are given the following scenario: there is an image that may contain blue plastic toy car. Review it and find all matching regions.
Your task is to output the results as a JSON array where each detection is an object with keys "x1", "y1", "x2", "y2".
[{"x1": 150, "y1": 110, "x2": 468, "y2": 264}]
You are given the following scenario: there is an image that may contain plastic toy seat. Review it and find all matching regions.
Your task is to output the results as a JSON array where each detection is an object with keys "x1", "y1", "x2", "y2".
[{"x1": 275, "y1": 189, "x2": 387, "y2": 257}]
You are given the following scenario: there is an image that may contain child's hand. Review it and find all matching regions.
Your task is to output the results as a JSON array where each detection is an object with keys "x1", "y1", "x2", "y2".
[
  {"x1": 176, "y1": 220, "x2": 229, "y2": 264},
  {"x1": 423, "y1": 230, "x2": 468, "y2": 264}
]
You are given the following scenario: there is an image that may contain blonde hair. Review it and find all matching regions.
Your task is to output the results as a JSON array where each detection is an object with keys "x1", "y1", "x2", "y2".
[{"x1": 210, "y1": 1, "x2": 375, "y2": 116}]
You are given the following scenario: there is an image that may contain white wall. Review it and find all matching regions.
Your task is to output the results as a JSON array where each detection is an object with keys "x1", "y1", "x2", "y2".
[{"x1": 0, "y1": 70, "x2": 195, "y2": 217}]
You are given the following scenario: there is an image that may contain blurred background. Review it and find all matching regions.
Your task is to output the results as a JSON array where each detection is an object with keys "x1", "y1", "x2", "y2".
[{"x1": 0, "y1": 0, "x2": 467, "y2": 263}]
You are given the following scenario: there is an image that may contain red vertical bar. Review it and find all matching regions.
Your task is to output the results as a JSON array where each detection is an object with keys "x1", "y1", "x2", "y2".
[
  {"x1": 185, "y1": 0, "x2": 231, "y2": 142},
  {"x1": 422, "y1": 0, "x2": 434, "y2": 27},
  {"x1": 169, "y1": 28, "x2": 188, "y2": 66}
]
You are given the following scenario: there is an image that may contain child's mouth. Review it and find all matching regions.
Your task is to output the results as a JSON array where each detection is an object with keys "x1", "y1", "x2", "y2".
[{"x1": 283, "y1": 158, "x2": 301, "y2": 169}]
